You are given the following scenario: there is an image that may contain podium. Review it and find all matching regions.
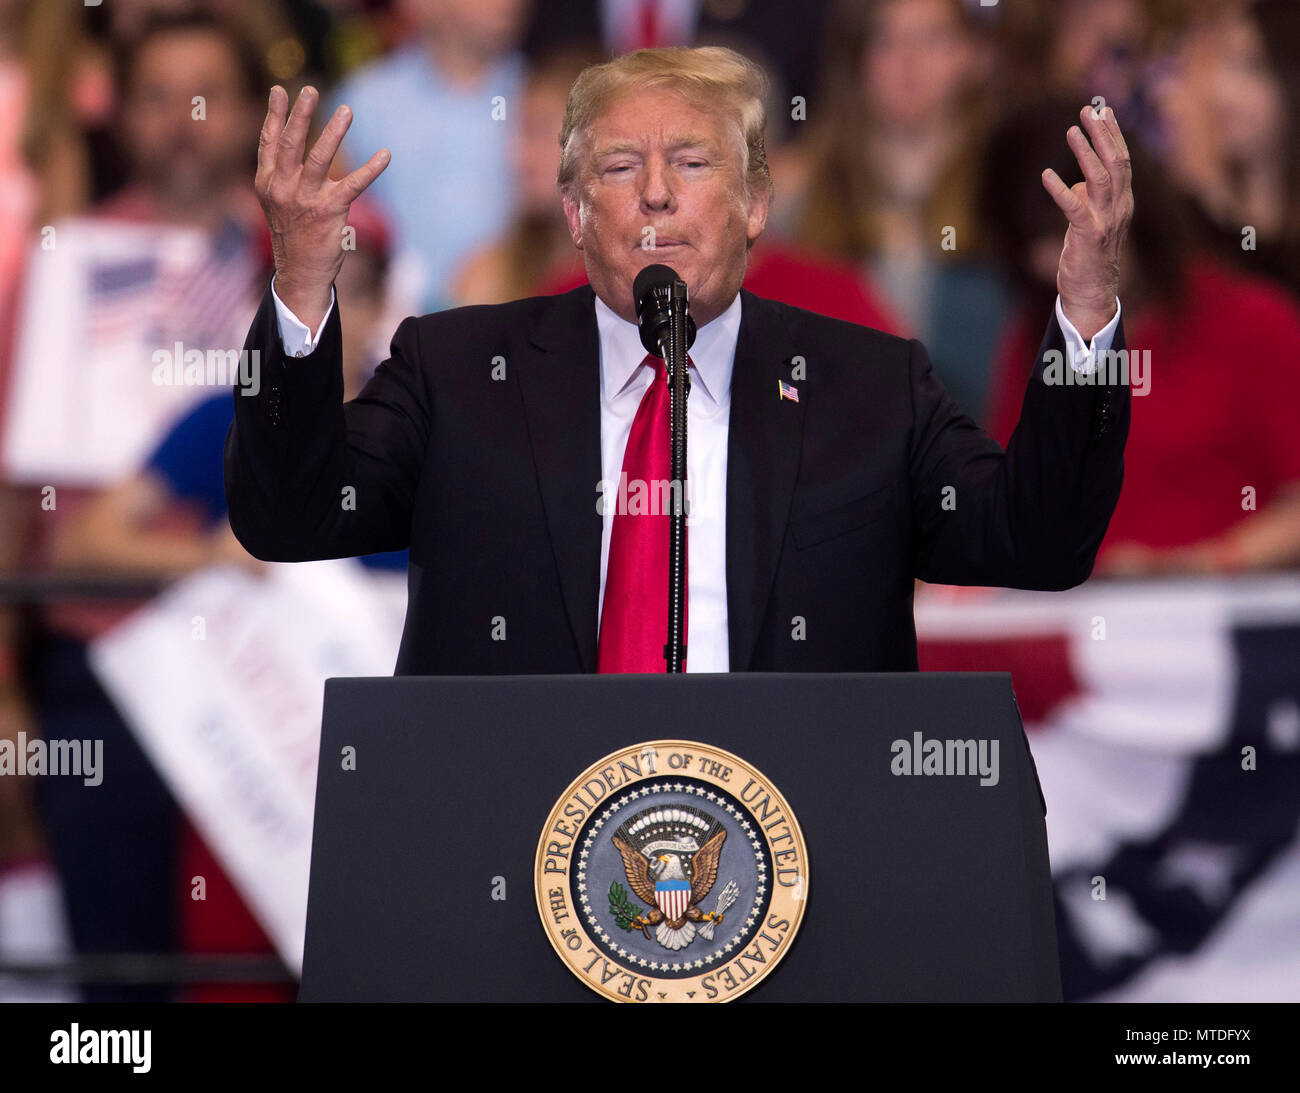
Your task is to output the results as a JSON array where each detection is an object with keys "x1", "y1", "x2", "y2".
[{"x1": 298, "y1": 673, "x2": 1060, "y2": 1002}]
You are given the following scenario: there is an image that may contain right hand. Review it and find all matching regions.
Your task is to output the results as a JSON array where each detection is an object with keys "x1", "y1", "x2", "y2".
[{"x1": 256, "y1": 85, "x2": 391, "y2": 331}]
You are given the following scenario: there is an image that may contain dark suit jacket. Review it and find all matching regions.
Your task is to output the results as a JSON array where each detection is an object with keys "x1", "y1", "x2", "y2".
[{"x1": 225, "y1": 282, "x2": 1128, "y2": 675}]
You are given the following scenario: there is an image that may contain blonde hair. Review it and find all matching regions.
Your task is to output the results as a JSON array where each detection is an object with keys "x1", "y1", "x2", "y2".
[{"x1": 557, "y1": 46, "x2": 773, "y2": 206}]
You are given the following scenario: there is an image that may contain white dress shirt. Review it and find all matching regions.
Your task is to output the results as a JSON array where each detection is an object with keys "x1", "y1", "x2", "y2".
[
  {"x1": 271, "y1": 279, "x2": 1121, "y2": 673},
  {"x1": 593, "y1": 290, "x2": 739, "y2": 672}
]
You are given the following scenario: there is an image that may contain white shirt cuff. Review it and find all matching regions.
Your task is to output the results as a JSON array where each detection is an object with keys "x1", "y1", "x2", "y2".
[
  {"x1": 1056, "y1": 295, "x2": 1122, "y2": 375},
  {"x1": 270, "y1": 275, "x2": 336, "y2": 358}
]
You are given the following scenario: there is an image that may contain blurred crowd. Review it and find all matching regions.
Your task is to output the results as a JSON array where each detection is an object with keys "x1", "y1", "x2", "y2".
[{"x1": 0, "y1": 0, "x2": 1297, "y2": 1002}]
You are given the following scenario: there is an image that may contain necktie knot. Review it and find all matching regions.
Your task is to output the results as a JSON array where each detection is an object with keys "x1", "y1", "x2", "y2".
[
  {"x1": 643, "y1": 353, "x2": 666, "y2": 384},
  {"x1": 644, "y1": 352, "x2": 692, "y2": 387}
]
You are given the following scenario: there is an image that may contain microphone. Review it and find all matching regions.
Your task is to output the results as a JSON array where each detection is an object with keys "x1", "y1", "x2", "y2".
[
  {"x1": 631, "y1": 263, "x2": 693, "y2": 674},
  {"x1": 633, "y1": 264, "x2": 697, "y2": 363}
]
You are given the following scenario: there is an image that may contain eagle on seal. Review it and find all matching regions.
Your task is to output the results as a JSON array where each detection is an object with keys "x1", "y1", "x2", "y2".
[{"x1": 612, "y1": 813, "x2": 730, "y2": 951}]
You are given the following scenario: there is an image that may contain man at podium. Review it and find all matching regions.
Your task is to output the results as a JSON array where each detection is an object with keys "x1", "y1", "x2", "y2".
[{"x1": 226, "y1": 46, "x2": 1132, "y2": 676}]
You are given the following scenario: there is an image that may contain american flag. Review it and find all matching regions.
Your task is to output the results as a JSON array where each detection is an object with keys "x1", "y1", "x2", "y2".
[
  {"x1": 916, "y1": 577, "x2": 1300, "y2": 1002},
  {"x1": 778, "y1": 380, "x2": 799, "y2": 402},
  {"x1": 85, "y1": 217, "x2": 262, "y2": 350},
  {"x1": 3, "y1": 212, "x2": 267, "y2": 486}
]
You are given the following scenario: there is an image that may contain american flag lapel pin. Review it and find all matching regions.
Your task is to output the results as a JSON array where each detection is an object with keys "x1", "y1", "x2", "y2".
[{"x1": 778, "y1": 379, "x2": 799, "y2": 402}]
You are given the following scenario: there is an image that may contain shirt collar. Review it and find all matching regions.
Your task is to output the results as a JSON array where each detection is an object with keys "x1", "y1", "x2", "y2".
[{"x1": 595, "y1": 288, "x2": 741, "y2": 410}]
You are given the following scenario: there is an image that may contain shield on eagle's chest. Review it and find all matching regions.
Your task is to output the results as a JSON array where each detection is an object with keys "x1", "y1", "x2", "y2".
[{"x1": 656, "y1": 878, "x2": 691, "y2": 920}]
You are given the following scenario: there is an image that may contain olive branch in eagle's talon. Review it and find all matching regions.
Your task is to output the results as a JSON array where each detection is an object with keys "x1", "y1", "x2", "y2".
[{"x1": 609, "y1": 881, "x2": 645, "y2": 933}]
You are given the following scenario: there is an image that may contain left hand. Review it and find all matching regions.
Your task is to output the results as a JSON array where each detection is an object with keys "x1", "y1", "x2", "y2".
[{"x1": 1042, "y1": 105, "x2": 1135, "y2": 341}]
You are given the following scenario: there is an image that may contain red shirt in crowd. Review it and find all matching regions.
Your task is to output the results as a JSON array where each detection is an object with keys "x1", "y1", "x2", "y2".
[{"x1": 988, "y1": 258, "x2": 1300, "y2": 557}]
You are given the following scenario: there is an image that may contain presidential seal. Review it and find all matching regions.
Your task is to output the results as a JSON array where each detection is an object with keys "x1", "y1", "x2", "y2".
[{"x1": 534, "y1": 740, "x2": 808, "y2": 1002}]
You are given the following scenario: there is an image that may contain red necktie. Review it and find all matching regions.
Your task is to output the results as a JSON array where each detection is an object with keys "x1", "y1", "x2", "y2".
[{"x1": 598, "y1": 353, "x2": 688, "y2": 672}]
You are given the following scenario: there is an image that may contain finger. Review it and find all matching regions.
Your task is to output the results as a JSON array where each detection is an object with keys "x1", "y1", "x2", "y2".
[
  {"x1": 276, "y1": 85, "x2": 320, "y2": 174},
  {"x1": 335, "y1": 148, "x2": 392, "y2": 203},
  {"x1": 1081, "y1": 104, "x2": 1127, "y2": 184},
  {"x1": 1067, "y1": 121, "x2": 1111, "y2": 206},
  {"x1": 1041, "y1": 168, "x2": 1087, "y2": 225},
  {"x1": 1101, "y1": 105, "x2": 1131, "y2": 164},
  {"x1": 303, "y1": 104, "x2": 354, "y2": 189},
  {"x1": 1099, "y1": 106, "x2": 1133, "y2": 192},
  {"x1": 257, "y1": 85, "x2": 289, "y2": 184}
]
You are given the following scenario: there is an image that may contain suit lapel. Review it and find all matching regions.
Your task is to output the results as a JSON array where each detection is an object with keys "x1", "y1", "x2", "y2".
[
  {"x1": 726, "y1": 289, "x2": 806, "y2": 671},
  {"x1": 518, "y1": 284, "x2": 603, "y2": 672}
]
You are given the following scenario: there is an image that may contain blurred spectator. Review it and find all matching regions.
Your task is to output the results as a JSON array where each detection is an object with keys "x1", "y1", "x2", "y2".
[
  {"x1": 0, "y1": 1, "x2": 81, "y2": 915},
  {"x1": 1044, "y1": 0, "x2": 1152, "y2": 104},
  {"x1": 0, "y1": 0, "x2": 97, "y2": 333},
  {"x1": 62, "y1": 199, "x2": 399, "y2": 583},
  {"x1": 327, "y1": 0, "x2": 531, "y2": 313},
  {"x1": 983, "y1": 100, "x2": 1300, "y2": 577},
  {"x1": 3, "y1": 10, "x2": 272, "y2": 1001},
  {"x1": 56, "y1": 199, "x2": 400, "y2": 1001},
  {"x1": 521, "y1": 0, "x2": 832, "y2": 126},
  {"x1": 65, "y1": 1, "x2": 308, "y2": 205},
  {"x1": 1151, "y1": 0, "x2": 1300, "y2": 300},
  {"x1": 103, "y1": 13, "x2": 267, "y2": 228},
  {"x1": 5, "y1": 12, "x2": 269, "y2": 486},
  {"x1": 792, "y1": 0, "x2": 1009, "y2": 421},
  {"x1": 451, "y1": 46, "x2": 602, "y2": 304}
]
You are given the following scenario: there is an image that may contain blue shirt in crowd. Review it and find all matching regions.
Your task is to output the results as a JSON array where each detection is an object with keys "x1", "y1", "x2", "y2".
[{"x1": 147, "y1": 392, "x2": 409, "y2": 572}]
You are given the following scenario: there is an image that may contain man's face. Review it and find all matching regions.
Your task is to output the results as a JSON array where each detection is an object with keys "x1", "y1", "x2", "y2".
[
  {"x1": 561, "y1": 87, "x2": 769, "y2": 327},
  {"x1": 122, "y1": 31, "x2": 258, "y2": 204}
]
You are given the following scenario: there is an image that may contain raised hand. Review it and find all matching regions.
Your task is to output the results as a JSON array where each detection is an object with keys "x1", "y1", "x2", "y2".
[
  {"x1": 1041, "y1": 105, "x2": 1135, "y2": 342},
  {"x1": 255, "y1": 85, "x2": 391, "y2": 332}
]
